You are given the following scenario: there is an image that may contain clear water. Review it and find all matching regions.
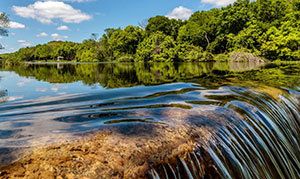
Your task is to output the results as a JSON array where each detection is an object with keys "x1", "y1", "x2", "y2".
[{"x1": 0, "y1": 62, "x2": 299, "y2": 178}]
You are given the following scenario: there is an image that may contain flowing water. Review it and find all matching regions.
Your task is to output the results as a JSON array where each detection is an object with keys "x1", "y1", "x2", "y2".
[{"x1": 0, "y1": 62, "x2": 299, "y2": 178}]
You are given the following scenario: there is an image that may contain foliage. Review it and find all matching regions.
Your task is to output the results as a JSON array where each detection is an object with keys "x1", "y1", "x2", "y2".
[
  {"x1": 1, "y1": 0, "x2": 300, "y2": 62},
  {"x1": 135, "y1": 32, "x2": 177, "y2": 62},
  {"x1": 227, "y1": 21, "x2": 264, "y2": 52},
  {"x1": 107, "y1": 25, "x2": 144, "y2": 61},
  {"x1": 0, "y1": 13, "x2": 9, "y2": 50},
  {"x1": 177, "y1": 9, "x2": 220, "y2": 50},
  {"x1": 145, "y1": 16, "x2": 185, "y2": 39},
  {"x1": 214, "y1": 54, "x2": 229, "y2": 62}
]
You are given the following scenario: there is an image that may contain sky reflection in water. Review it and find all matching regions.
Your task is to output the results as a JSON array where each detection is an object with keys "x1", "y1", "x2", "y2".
[{"x1": 0, "y1": 62, "x2": 300, "y2": 165}]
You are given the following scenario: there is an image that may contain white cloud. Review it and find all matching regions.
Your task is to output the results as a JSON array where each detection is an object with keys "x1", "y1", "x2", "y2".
[
  {"x1": 17, "y1": 40, "x2": 32, "y2": 47},
  {"x1": 57, "y1": 25, "x2": 69, "y2": 31},
  {"x1": 12, "y1": 1, "x2": 92, "y2": 24},
  {"x1": 0, "y1": 36, "x2": 2, "y2": 39},
  {"x1": 20, "y1": 42, "x2": 32, "y2": 47},
  {"x1": 8, "y1": 21, "x2": 25, "y2": 29},
  {"x1": 62, "y1": 0, "x2": 92, "y2": 2},
  {"x1": 37, "y1": 32, "x2": 48, "y2": 37},
  {"x1": 201, "y1": 0, "x2": 236, "y2": 6},
  {"x1": 51, "y1": 33, "x2": 68, "y2": 40},
  {"x1": 166, "y1": 6, "x2": 193, "y2": 20},
  {"x1": 44, "y1": 0, "x2": 92, "y2": 2}
]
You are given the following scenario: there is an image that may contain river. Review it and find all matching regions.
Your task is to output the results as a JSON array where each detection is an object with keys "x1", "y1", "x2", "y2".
[{"x1": 0, "y1": 62, "x2": 299, "y2": 178}]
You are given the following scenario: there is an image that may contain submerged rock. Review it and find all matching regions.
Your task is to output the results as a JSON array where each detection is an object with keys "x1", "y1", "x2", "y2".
[{"x1": 0, "y1": 107, "x2": 242, "y2": 179}]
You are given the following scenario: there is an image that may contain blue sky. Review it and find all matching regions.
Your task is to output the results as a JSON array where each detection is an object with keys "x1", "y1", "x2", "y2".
[{"x1": 0, "y1": 0, "x2": 235, "y2": 54}]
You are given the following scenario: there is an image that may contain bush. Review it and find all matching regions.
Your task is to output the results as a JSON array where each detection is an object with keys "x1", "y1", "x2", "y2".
[
  {"x1": 214, "y1": 54, "x2": 229, "y2": 62},
  {"x1": 135, "y1": 32, "x2": 177, "y2": 62}
]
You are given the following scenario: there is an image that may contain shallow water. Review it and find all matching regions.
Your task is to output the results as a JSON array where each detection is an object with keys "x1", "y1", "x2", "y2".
[{"x1": 0, "y1": 62, "x2": 300, "y2": 178}]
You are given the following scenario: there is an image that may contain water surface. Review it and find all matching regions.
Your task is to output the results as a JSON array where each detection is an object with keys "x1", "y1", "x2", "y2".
[{"x1": 0, "y1": 62, "x2": 300, "y2": 177}]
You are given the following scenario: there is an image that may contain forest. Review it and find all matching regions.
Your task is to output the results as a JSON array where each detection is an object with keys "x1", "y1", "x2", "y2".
[{"x1": 1, "y1": 0, "x2": 299, "y2": 62}]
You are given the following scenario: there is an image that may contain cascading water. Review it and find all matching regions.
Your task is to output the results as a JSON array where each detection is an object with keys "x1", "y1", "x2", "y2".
[{"x1": 149, "y1": 88, "x2": 300, "y2": 179}]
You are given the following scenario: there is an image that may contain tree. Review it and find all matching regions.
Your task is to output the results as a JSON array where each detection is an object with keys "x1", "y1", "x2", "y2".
[
  {"x1": 254, "y1": 0, "x2": 289, "y2": 26},
  {"x1": 210, "y1": 0, "x2": 253, "y2": 53},
  {"x1": 177, "y1": 9, "x2": 220, "y2": 51},
  {"x1": 34, "y1": 45, "x2": 52, "y2": 60},
  {"x1": 53, "y1": 41, "x2": 79, "y2": 61},
  {"x1": 145, "y1": 16, "x2": 184, "y2": 39},
  {"x1": 227, "y1": 20, "x2": 264, "y2": 52},
  {"x1": 16, "y1": 47, "x2": 35, "y2": 61},
  {"x1": 76, "y1": 40, "x2": 97, "y2": 62},
  {"x1": 107, "y1": 25, "x2": 145, "y2": 61},
  {"x1": 135, "y1": 32, "x2": 177, "y2": 62},
  {"x1": 96, "y1": 28, "x2": 120, "y2": 61},
  {"x1": 0, "y1": 13, "x2": 9, "y2": 49},
  {"x1": 293, "y1": 0, "x2": 300, "y2": 11},
  {"x1": 175, "y1": 43, "x2": 207, "y2": 61},
  {"x1": 1, "y1": 0, "x2": 300, "y2": 62},
  {"x1": 260, "y1": 23, "x2": 300, "y2": 60}
]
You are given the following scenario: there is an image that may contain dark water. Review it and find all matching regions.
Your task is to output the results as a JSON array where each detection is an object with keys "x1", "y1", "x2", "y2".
[{"x1": 0, "y1": 61, "x2": 300, "y2": 178}]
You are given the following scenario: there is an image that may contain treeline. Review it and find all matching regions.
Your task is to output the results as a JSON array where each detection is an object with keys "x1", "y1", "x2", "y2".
[{"x1": 1, "y1": 0, "x2": 300, "y2": 62}]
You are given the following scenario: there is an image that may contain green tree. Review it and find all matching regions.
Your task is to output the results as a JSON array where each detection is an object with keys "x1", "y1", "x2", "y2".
[
  {"x1": 293, "y1": 0, "x2": 300, "y2": 10},
  {"x1": 96, "y1": 28, "x2": 120, "y2": 61},
  {"x1": 178, "y1": 9, "x2": 220, "y2": 49},
  {"x1": 210, "y1": 0, "x2": 252, "y2": 53},
  {"x1": 227, "y1": 20, "x2": 264, "y2": 52},
  {"x1": 76, "y1": 40, "x2": 97, "y2": 62},
  {"x1": 53, "y1": 41, "x2": 79, "y2": 61},
  {"x1": 16, "y1": 47, "x2": 35, "y2": 61},
  {"x1": 34, "y1": 45, "x2": 52, "y2": 60},
  {"x1": 145, "y1": 16, "x2": 184, "y2": 39},
  {"x1": 175, "y1": 43, "x2": 205, "y2": 61},
  {"x1": 259, "y1": 3, "x2": 300, "y2": 60},
  {"x1": 0, "y1": 13, "x2": 9, "y2": 49},
  {"x1": 107, "y1": 25, "x2": 144, "y2": 61},
  {"x1": 135, "y1": 32, "x2": 177, "y2": 62},
  {"x1": 260, "y1": 24, "x2": 300, "y2": 60},
  {"x1": 254, "y1": 0, "x2": 289, "y2": 26},
  {"x1": 2, "y1": 0, "x2": 300, "y2": 62}
]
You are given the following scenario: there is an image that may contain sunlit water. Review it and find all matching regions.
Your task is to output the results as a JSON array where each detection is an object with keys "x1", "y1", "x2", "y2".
[{"x1": 0, "y1": 62, "x2": 300, "y2": 178}]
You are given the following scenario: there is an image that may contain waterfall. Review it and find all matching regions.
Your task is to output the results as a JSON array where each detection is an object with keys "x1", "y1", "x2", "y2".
[{"x1": 149, "y1": 89, "x2": 300, "y2": 179}]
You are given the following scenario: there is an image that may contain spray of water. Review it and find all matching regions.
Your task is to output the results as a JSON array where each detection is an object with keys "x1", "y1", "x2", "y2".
[{"x1": 149, "y1": 89, "x2": 300, "y2": 179}]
